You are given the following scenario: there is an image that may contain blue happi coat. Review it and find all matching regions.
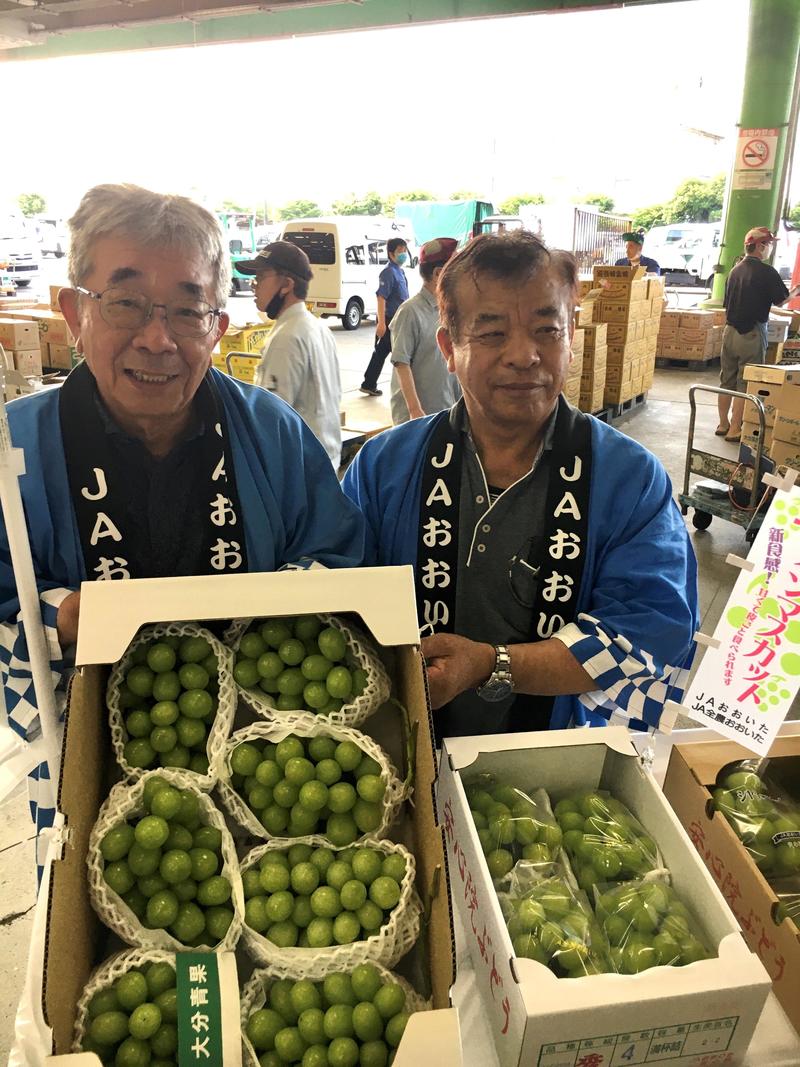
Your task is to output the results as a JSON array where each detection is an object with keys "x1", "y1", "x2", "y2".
[
  {"x1": 0, "y1": 369, "x2": 364, "y2": 860},
  {"x1": 342, "y1": 409, "x2": 698, "y2": 732}
]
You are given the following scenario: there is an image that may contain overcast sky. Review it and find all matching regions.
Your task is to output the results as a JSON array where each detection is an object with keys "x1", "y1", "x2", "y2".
[{"x1": 4, "y1": 0, "x2": 794, "y2": 219}]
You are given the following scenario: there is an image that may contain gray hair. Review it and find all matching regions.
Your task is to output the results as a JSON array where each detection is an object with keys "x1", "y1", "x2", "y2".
[{"x1": 67, "y1": 184, "x2": 231, "y2": 308}]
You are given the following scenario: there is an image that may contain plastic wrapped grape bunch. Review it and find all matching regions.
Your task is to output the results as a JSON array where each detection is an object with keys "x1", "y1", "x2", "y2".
[
  {"x1": 711, "y1": 759, "x2": 800, "y2": 880},
  {"x1": 89, "y1": 772, "x2": 243, "y2": 952},
  {"x1": 500, "y1": 868, "x2": 612, "y2": 979},
  {"x1": 73, "y1": 950, "x2": 181, "y2": 1064},
  {"x1": 219, "y1": 719, "x2": 404, "y2": 845},
  {"x1": 595, "y1": 879, "x2": 713, "y2": 974},
  {"x1": 465, "y1": 776, "x2": 563, "y2": 883},
  {"x1": 240, "y1": 964, "x2": 428, "y2": 1067},
  {"x1": 107, "y1": 624, "x2": 236, "y2": 785},
  {"x1": 553, "y1": 790, "x2": 662, "y2": 893},
  {"x1": 227, "y1": 613, "x2": 390, "y2": 729},
  {"x1": 240, "y1": 838, "x2": 421, "y2": 979}
]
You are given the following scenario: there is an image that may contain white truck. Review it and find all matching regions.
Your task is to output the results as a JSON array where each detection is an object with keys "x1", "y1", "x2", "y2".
[{"x1": 0, "y1": 216, "x2": 41, "y2": 288}]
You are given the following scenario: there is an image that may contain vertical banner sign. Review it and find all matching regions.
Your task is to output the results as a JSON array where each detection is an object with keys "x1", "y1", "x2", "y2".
[
  {"x1": 732, "y1": 127, "x2": 779, "y2": 191},
  {"x1": 684, "y1": 485, "x2": 800, "y2": 754},
  {"x1": 176, "y1": 952, "x2": 242, "y2": 1067}
]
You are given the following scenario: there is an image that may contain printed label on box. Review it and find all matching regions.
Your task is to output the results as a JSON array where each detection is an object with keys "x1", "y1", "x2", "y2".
[
  {"x1": 684, "y1": 484, "x2": 800, "y2": 753},
  {"x1": 535, "y1": 1017, "x2": 738, "y2": 1067}
]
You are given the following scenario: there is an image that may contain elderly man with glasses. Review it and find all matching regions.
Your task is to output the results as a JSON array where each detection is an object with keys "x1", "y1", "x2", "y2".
[{"x1": 0, "y1": 183, "x2": 364, "y2": 849}]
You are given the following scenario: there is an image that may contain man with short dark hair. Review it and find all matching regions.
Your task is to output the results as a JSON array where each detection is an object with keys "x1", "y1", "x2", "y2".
[
  {"x1": 359, "y1": 236, "x2": 409, "y2": 396},
  {"x1": 717, "y1": 227, "x2": 800, "y2": 441},
  {"x1": 238, "y1": 241, "x2": 343, "y2": 467},
  {"x1": 615, "y1": 231, "x2": 660, "y2": 274},
  {"x1": 344, "y1": 232, "x2": 697, "y2": 740},
  {"x1": 390, "y1": 237, "x2": 460, "y2": 424}
]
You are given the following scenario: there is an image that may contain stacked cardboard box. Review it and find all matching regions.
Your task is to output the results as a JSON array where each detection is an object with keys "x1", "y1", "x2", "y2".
[
  {"x1": 578, "y1": 322, "x2": 607, "y2": 413},
  {"x1": 759, "y1": 364, "x2": 800, "y2": 469},
  {"x1": 590, "y1": 266, "x2": 662, "y2": 405},
  {"x1": 0, "y1": 305, "x2": 77, "y2": 372},
  {"x1": 563, "y1": 326, "x2": 583, "y2": 406},
  {"x1": 0, "y1": 316, "x2": 43, "y2": 376}
]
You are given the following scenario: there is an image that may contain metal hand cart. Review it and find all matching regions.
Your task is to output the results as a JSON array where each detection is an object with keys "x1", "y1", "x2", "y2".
[{"x1": 678, "y1": 385, "x2": 771, "y2": 544}]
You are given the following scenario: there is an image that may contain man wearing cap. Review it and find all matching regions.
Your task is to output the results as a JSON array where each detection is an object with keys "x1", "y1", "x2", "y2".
[
  {"x1": 359, "y1": 237, "x2": 410, "y2": 397},
  {"x1": 238, "y1": 242, "x2": 343, "y2": 468},
  {"x1": 390, "y1": 237, "x2": 461, "y2": 424},
  {"x1": 717, "y1": 227, "x2": 800, "y2": 441},
  {"x1": 615, "y1": 231, "x2": 661, "y2": 275}
]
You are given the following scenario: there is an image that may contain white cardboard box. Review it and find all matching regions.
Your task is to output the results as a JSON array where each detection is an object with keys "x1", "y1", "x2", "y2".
[
  {"x1": 437, "y1": 728, "x2": 771, "y2": 1067},
  {"x1": 41, "y1": 567, "x2": 460, "y2": 1064}
]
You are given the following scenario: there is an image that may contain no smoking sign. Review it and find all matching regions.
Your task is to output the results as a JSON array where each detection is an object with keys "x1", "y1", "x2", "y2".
[{"x1": 733, "y1": 127, "x2": 779, "y2": 190}]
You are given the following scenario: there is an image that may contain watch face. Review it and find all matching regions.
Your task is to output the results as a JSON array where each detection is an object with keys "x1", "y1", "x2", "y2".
[{"x1": 478, "y1": 677, "x2": 514, "y2": 703}]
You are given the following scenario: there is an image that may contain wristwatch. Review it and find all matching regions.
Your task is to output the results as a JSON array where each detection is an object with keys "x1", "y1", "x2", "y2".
[{"x1": 476, "y1": 644, "x2": 515, "y2": 703}]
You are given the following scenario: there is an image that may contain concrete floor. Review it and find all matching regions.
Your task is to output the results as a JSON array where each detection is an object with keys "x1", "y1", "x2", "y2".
[{"x1": 0, "y1": 330, "x2": 790, "y2": 1059}]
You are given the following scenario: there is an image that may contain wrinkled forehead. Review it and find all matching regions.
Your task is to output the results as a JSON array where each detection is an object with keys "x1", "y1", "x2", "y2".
[
  {"x1": 86, "y1": 235, "x2": 213, "y2": 298},
  {"x1": 455, "y1": 266, "x2": 574, "y2": 325}
]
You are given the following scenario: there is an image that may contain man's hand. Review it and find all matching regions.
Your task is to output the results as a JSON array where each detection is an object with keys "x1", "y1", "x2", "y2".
[
  {"x1": 56, "y1": 590, "x2": 81, "y2": 647},
  {"x1": 408, "y1": 403, "x2": 426, "y2": 420},
  {"x1": 421, "y1": 633, "x2": 495, "y2": 710},
  {"x1": 375, "y1": 321, "x2": 387, "y2": 340}
]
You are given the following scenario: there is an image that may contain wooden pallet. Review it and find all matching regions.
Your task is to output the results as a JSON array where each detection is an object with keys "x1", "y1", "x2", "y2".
[
  {"x1": 593, "y1": 391, "x2": 648, "y2": 425},
  {"x1": 656, "y1": 355, "x2": 719, "y2": 369}
]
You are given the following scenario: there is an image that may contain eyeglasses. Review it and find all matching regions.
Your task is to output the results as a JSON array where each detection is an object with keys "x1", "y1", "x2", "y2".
[{"x1": 76, "y1": 286, "x2": 221, "y2": 338}]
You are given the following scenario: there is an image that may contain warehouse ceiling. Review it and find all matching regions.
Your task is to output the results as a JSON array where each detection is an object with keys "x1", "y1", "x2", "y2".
[{"x1": 0, "y1": 0, "x2": 685, "y2": 62}]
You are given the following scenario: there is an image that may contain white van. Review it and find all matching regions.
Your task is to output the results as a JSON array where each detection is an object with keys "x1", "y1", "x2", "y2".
[
  {"x1": 280, "y1": 217, "x2": 419, "y2": 329},
  {"x1": 644, "y1": 222, "x2": 722, "y2": 286},
  {"x1": 0, "y1": 216, "x2": 41, "y2": 288}
]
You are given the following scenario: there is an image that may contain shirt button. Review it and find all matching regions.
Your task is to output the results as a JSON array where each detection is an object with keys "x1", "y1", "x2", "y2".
[
  {"x1": 477, "y1": 544, "x2": 486, "y2": 553},
  {"x1": 475, "y1": 495, "x2": 484, "y2": 504},
  {"x1": 482, "y1": 524, "x2": 491, "y2": 533}
]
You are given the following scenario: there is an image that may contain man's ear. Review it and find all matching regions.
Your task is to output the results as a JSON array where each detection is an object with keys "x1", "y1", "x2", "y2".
[
  {"x1": 214, "y1": 311, "x2": 230, "y2": 345},
  {"x1": 438, "y1": 325, "x2": 456, "y2": 373},
  {"x1": 59, "y1": 288, "x2": 84, "y2": 353}
]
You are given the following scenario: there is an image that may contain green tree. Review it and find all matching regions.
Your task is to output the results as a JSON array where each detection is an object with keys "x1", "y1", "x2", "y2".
[
  {"x1": 631, "y1": 202, "x2": 669, "y2": 231},
  {"x1": 669, "y1": 174, "x2": 726, "y2": 222},
  {"x1": 582, "y1": 193, "x2": 615, "y2": 212},
  {"x1": 331, "y1": 191, "x2": 384, "y2": 216},
  {"x1": 787, "y1": 203, "x2": 800, "y2": 227},
  {"x1": 449, "y1": 189, "x2": 482, "y2": 201},
  {"x1": 277, "y1": 199, "x2": 322, "y2": 220},
  {"x1": 498, "y1": 193, "x2": 545, "y2": 215},
  {"x1": 17, "y1": 193, "x2": 45, "y2": 217}
]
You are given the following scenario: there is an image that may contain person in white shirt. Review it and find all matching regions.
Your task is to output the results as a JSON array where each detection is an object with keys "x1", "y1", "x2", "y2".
[{"x1": 238, "y1": 241, "x2": 343, "y2": 467}]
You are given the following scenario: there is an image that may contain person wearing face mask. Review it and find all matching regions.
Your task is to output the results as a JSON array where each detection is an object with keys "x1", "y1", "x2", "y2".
[
  {"x1": 239, "y1": 241, "x2": 343, "y2": 468},
  {"x1": 359, "y1": 237, "x2": 410, "y2": 396}
]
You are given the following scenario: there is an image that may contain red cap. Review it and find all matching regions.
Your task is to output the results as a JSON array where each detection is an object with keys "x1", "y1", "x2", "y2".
[
  {"x1": 420, "y1": 237, "x2": 459, "y2": 267},
  {"x1": 744, "y1": 227, "x2": 777, "y2": 246}
]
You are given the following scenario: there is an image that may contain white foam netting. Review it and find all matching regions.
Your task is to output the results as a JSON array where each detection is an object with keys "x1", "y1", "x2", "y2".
[
  {"x1": 72, "y1": 947, "x2": 175, "y2": 1053},
  {"x1": 87, "y1": 768, "x2": 244, "y2": 953},
  {"x1": 107, "y1": 622, "x2": 236, "y2": 791},
  {"x1": 224, "y1": 614, "x2": 391, "y2": 729},
  {"x1": 239, "y1": 962, "x2": 430, "y2": 1067},
  {"x1": 239, "y1": 835, "x2": 422, "y2": 981},
  {"x1": 215, "y1": 714, "x2": 407, "y2": 844}
]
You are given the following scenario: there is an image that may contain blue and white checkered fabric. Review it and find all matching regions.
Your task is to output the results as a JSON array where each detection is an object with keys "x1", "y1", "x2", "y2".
[
  {"x1": 0, "y1": 588, "x2": 69, "y2": 878},
  {"x1": 555, "y1": 612, "x2": 692, "y2": 733}
]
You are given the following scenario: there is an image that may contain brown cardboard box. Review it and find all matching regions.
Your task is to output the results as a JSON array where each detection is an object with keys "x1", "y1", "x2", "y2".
[
  {"x1": 766, "y1": 342, "x2": 785, "y2": 365},
  {"x1": 598, "y1": 278, "x2": 649, "y2": 302},
  {"x1": 579, "y1": 382, "x2": 605, "y2": 413},
  {"x1": 13, "y1": 348, "x2": 43, "y2": 376},
  {"x1": 597, "y1": 300, "x2": 641, "y2": 324},
  {"x1": 566, "y1": 351, "x2": 583, "y2": 380},
  {"x1": 581, "y1": 323, "x2": 607, "y2": 350},
  {"x1": 657, "y1": 323, "x2": 679, "y2": 342},
  {"x1": 773, "y1": 411, "x2": 800, "y2": 446},
  {"x1": 45, "y1": 569, "x2": 459, "y2": 1059},
  {"x1": 679, "y1": 310, "x2": 715, "y2": 331},
  {"x1": 563, "y1": 379, "x2": 581, "y2": 404},
  {"x1": 741, "y1": 419, "x2": 772, "y2": 452},
  {"x1": 776, "y1": 380, "x2": 800, "y2": 418},
  {"x1": 577, "y1": 278, "x2": 595, "y2": 299},
  {"x1": 575, "y1": 299, "x2": 599, "y2": 327},
  {"x1": 663, "y1": 734, "x2": 800, "y2": 1035},
  {"x1": 742, "y1": 380, "x2": 782, "y2": 426},
  {"x1": 49, "y1": 283, "x2": 66, "y2": 312},
  {"x1": 743, "y1": 363, "x2": 800, "y2": 386},
  {"x1": 606, "y1": 342, "x2": 634, "y2": 365},
  {"x1": 605, "y1": 322, "x2": 636, "y2": 345},
  {"x1": 605, "y1": 361, "x2": 632, "y2": 385},
  {"x1": 769, "y1": 437, "x2": 800, "y2": 470},
  {"x1": 646, "y1": 276, "x2": 665, "y2": 299},
  {"x1": 0, "y1": 317, "x2": 39, "y2": 350},
  {"x1": 592, "y1": 264, "x2": 647, "y2": 284},
  {"x1": 711, "y1": 308, "x2": 727, "y2": 326},
  {"x1": 660, "y1": 342, "x2": 684, "y2": 358},
  {"x1": 44, "y1": 342, "x2": 80, "y2": 371},
  {"x1": 571, "y1": 327, "x2": 585, "y2": 357},
  {"x1": 604, "y1": 379, "x2": 634, "y2": 405}
]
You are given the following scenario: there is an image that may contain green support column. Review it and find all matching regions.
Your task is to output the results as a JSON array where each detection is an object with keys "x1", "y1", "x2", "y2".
[{"x1": 712, "y1": 0, "x2": 800, "y2": 304}]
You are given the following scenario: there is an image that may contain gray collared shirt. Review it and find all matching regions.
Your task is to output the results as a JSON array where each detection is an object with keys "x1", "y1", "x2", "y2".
[
  {"x1": 445, "y1": 401, "x2": 557, "y2": 734},
  {"x1": 389, "y1": 288, "x2": 461, "y2": 425}
]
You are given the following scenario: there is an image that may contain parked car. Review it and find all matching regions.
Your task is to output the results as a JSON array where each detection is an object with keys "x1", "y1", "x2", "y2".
[{"x1": 644, "y1": 223, "x2": 721, "y2": 286}]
